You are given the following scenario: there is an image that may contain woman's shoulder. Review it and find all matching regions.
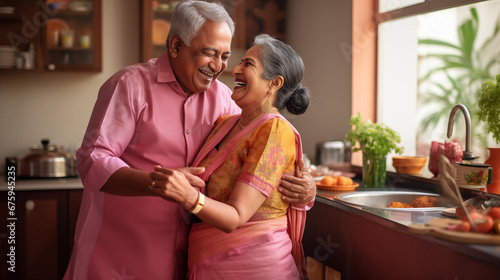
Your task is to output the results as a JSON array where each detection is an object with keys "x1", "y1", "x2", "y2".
[
  {"x1": 256, "y1": 116, "x2": 296, "y2": 139},
  {"x1": 262, "y1": 116, "x2": 294, "y2": 130}
]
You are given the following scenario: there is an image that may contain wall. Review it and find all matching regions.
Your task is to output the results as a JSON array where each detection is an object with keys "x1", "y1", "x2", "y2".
[
  {"x1": 0, "y1": 0, "x2": 352, "y2": 173},
  {"x1": 286, "y1": 0, "x2": 352, "y2": 162},
  {"x1": 0, "y1": 0, "x2": 140, "y2": 172},
  {"x1": 219, "y1": 0, "x2": 353, "y2": 163}
]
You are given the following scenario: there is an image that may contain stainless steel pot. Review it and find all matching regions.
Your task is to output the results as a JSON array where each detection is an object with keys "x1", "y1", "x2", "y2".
[
  {"x1": 15, "y1": 139, "x2": 77, "y2": 178},
  {"x1": 316, "y1": 141, "x2": 351, "y2": 166}
]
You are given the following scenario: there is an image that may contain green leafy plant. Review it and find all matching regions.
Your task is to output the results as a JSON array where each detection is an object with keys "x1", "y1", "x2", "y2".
[
  {"x1": 476, "y1": 74, "x2": 500, "y2": 144},
  {"x1": 345, "y1": 113, "x2": 404, "y2": 157},
  {"x1": 418, "y1": 7, "x2": 500, "y2": 150},
  {"x1": 346, "y1": 113, "x2": 404, "y2": 188}
]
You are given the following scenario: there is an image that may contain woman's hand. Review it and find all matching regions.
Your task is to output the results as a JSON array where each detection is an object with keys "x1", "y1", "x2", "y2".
[
  {"x1": 148, "y1": 166, "x2": 205, "y2": 210},
  {"x1": 279, "y1": 158, "x2": 316, "y2": 208}
]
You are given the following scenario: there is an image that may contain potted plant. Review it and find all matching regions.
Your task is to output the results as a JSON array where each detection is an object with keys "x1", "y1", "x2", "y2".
[
  {"x1": 476, "y1": 74, "x2": 500, "y2": 194},
  {"x1": 346, "y1": 113, "x2": 404, "y2": 188}
]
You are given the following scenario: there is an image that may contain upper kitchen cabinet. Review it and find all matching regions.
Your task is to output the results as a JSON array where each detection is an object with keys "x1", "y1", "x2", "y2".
[
  {"x1": 43, "y1": 0, "x2": 102, "y2": 71},
  {"x1": 140, "y1": 0, "x2": 288, "y2": 66},
  {"x1": 0, "y1": 0, "x2": 101, "y2": 72},
  {"x1": 140, "y1": 0, "x2": 175, "y2": 62}
]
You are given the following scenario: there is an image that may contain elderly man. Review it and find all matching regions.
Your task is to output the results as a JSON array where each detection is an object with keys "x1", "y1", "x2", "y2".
[{"x1": 64, "y1": 1, "x2": 315, "y2": 279}]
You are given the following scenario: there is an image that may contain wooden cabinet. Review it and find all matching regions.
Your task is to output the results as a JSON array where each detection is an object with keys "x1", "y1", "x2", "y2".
[
  {"x1": 0, "y1": 189, "x2": 83, "y2": 280},
  {"x1": 0, "y1": 0, "x2": 101, "y2": 72},
  {"x1": 139, "y1": 0, "x2": 288, "y2": 76},
  {"x1": 140, "y1": 0, "x2": 175, "y2": 62}
]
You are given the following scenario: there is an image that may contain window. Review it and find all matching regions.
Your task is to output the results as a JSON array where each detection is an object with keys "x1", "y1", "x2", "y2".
[{"x1": 375, "y1": 0, "x2": 500, "y2": 175}]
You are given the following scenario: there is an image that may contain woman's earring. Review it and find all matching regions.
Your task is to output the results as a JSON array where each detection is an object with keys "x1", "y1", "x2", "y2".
[{"x1": 262, "y1": 92, "x2": 273, "y2": 113}]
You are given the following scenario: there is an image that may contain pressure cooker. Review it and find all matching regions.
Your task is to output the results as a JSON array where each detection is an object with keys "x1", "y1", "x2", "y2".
[{"x1": 6, "y1": 139, "x2": 77, "y2": 179}]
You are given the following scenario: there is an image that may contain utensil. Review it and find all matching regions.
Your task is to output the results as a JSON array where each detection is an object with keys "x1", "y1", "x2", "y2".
[
  {"x1": 437, "y1": 154, "x2": 478, "y2": 232},
  {"x1": 12, "y1": 139, "x2": 77, "y2": 179}
]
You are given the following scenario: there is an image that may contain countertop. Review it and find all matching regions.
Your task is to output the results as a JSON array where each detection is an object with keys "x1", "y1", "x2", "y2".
[
  {"x1": 316, "y1": 187, "x2": 500, "y2": 263},
  {"x1": 1, "y1": 176, "x2": 83, "y2": 191},
  {"x1": 304, "y1": 172, "x2": 500, "y2": 279}
]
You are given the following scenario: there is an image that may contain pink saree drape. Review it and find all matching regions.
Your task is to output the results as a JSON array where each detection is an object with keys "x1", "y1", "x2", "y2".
[{"x1": 190, "y1": 113, "x2": 308, "y2": 280}]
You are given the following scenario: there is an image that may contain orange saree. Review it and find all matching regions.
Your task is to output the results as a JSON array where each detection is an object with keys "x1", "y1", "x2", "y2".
[{"x1": 188, "y1": 113, "x2": 308, "y2": 279}]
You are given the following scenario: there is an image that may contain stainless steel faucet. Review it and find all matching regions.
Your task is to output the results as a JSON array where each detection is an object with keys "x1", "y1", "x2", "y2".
[{"x1": 447, "y1": 104, "x2": 478, "y2": 161}]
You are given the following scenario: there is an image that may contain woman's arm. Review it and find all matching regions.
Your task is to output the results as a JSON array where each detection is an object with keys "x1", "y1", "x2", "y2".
[
  {"x1": 149, "y1": 166, "x2": 266, "y2": 233},
  {"x1": 194, "y1": 182, "x2": 266, "y2": 233}
]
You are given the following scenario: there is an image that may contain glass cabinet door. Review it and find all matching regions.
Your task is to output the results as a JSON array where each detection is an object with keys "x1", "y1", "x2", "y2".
[
  {"x1": 42, "y1": 0, "x2": 101, "y2": 71},
  {"x1": 141, "y1": 0, "x2": 176, "y2": 62}
]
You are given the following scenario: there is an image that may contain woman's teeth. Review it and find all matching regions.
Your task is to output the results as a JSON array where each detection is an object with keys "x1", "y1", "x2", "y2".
[{"x1": 235, "y1": 81, "x2": 246, "y2": 87}]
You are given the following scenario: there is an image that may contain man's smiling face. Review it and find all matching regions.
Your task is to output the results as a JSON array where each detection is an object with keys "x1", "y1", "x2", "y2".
[{"x1": 170, "y1": 20, "x2": 232, "y2": 95}]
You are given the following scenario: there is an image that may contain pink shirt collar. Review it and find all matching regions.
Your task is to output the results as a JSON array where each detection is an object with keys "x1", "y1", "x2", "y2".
[{"x1": 156, "y1": 52, "x2": 177, "y2": 83}]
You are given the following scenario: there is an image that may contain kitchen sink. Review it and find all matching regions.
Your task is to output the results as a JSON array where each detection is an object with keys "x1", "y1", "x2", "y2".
[{"x1": 335, "y1": 191, "x2": 456, "y2": 212}]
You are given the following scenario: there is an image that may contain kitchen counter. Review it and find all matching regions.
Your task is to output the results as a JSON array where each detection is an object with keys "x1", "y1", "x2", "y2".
[
  {"x1": 1, "y1": 176, "x2": 83, "y2": 191},
  {"x1": 303, "y1": 172, "x2": 500, "y2": 279}
]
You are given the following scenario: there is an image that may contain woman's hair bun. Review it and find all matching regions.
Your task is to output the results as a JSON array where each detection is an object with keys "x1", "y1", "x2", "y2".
[{"x1": 285, "y1": 86, "x2": 310, "y2": 115}]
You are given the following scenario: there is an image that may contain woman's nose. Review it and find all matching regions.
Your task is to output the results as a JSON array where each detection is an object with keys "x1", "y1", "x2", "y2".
[{"x1": 231, "y1": 64, "x2": 241, "y2": 76}]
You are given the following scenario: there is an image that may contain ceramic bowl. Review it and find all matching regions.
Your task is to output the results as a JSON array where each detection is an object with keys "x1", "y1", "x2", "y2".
[{"x1": 392, "y1": 156, "x2": 428, "y2": 174}]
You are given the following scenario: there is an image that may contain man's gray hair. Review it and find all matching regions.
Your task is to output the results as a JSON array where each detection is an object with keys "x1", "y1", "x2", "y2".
[{"x1": 167, "y1": 0, "x2": 235, "y2": 47}]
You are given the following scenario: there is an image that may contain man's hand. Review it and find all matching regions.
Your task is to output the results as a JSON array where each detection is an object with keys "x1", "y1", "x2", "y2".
[
  {"x1": 279, "y1": 158, "x2": 316, "y2": 208},
  {"x1": 148, "y1": 166, "x2": 205, "y2": 209}
]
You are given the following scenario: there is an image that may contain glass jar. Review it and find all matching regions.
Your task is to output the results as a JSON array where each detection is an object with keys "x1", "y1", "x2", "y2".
[{"x1": 362, "y1": 153, "x2": 386, "y2": 188}]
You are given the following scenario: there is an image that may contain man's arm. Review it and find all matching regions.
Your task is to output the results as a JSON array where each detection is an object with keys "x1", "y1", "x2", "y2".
[
  {"x1": 279, "y1": 158, "x2": 316, "y2": 208},
  {"x1": 101, "y1": 166, "x2": 206, "y2": 196},
  {"x1": 100, "y1": 167, "x2": 153, "y2": 196}
]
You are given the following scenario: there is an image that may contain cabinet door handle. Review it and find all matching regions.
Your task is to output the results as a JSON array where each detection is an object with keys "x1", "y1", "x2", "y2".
[{"x1": 25, "y1": 200, "x2": 35, "y2": 211}]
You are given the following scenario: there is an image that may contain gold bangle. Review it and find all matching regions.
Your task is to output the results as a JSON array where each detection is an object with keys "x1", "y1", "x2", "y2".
[{"x1": 189, "y1": 192, "x2": 205, "y2": 214}]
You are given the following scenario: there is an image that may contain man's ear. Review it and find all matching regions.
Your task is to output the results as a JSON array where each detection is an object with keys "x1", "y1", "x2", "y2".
[{"x1": 169, "y1": 35, "x2": 182, "y2": 58}]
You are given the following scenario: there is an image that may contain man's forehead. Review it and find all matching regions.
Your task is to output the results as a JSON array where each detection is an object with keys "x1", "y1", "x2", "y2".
[{"x1": 192, "y1": 21, "x2": 232, "y2": 49}]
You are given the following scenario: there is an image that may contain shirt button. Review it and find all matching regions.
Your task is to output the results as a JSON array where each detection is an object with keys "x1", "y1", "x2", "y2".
[{"x1": 186, "y1": 129, "x2": 190, "y2": 134}]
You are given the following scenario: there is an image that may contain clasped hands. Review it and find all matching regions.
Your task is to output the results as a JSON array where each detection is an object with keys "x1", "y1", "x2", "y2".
[{"x1": 148, "y1": 158, "x2": 316, "y2": 208}]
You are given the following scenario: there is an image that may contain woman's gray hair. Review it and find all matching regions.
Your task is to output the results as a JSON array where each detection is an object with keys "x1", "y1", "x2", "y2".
[
  {"x1": 167, "y1": 0, "x2": 235, "y2": 47},
  {"x1": 253, "y1": 34, "x2": 310, "y2": 115}
]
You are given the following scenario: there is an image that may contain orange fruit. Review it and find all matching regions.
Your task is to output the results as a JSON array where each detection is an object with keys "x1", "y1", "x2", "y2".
[
  {"x1": 337, "y1": 176, "x2": 353, "y2": 186},
  {"x1": 330, "y1": 177, "x2": 338, "y2": 186},
  {"x1": 346, "y1": 177, "x2": 353, "y2": 185},
  {"x1": 320, "y1": 176, "x2": 335, "y2": 186}
]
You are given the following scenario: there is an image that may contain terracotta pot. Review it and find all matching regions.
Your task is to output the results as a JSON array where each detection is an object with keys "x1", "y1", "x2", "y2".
[
  {"x1": 484, "y1": 148, "x2": 500, "y2": 194},
  {"x1": 392, "y1": 156, "x2": 427, "y2": 175}
]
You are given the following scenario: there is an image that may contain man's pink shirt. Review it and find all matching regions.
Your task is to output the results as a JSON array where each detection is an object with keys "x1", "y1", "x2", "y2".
[{"x1": 64, "y1": 52, "x2": 240, "y2": 280}]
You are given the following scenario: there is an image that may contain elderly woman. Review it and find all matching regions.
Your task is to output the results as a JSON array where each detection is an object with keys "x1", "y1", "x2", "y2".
[{"x1": 150, "y1": 34, "x2": 310, "y2": 279}]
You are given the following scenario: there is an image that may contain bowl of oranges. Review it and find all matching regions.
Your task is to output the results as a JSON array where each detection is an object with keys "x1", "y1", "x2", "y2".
[{"x1": 316, "y1": 175, "x2": 358, "y2": 191}]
